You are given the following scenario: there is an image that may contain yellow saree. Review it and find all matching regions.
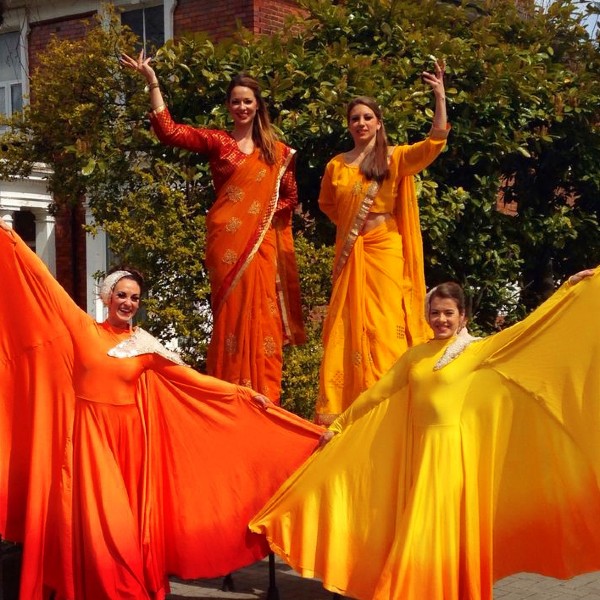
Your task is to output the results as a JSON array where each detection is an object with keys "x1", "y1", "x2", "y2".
[{"x1": 316, "y1": 135, "x2": 447, "y2": 425}]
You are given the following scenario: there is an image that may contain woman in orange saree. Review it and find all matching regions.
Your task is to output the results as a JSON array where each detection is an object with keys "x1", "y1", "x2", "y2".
[
  {"x1": 121, "y1": 54, "x2": 304, "y2": 403},
  {"x1": 315, "y1": 59, "x2": 449, "y2": 425}
]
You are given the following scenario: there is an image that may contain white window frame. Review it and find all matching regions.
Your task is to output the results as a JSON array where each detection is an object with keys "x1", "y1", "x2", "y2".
[{"x1": 0, "y1": 24, "x2": 29, "y2": 118}]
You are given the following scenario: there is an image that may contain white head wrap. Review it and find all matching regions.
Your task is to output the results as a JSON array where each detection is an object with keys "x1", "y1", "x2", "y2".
[{"x1": 99, "y1": 270, "x2": 133, "y2": 307}]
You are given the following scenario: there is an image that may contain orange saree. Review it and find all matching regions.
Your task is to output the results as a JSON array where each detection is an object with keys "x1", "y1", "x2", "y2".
[
  {"x1": 316, "y1": 133, "x2": 448, "y2": 425},
  {"x1": 150, "y1": 110, "x2": 305, "y2": 403}
]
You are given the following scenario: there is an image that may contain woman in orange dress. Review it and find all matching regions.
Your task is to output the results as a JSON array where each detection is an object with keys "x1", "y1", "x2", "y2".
[
  {"x1": 0, "y1": 219, "x2": 322, "y2": 600},
  {"x1": 121, "y1": 52, "x2": 304, "y2": 404},
  {"x1": 315, "y1": 59, "x2": 449, "y2": 425}
]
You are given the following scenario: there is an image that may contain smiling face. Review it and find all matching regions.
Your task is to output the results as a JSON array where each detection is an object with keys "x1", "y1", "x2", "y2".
[
  {"x1": 107, "y1": 278, "x2": 141, "y2": 329},
  {"x1": 347, "y1": 103, "x2": 381, "y2": 147},
  {"x1": 428, "y1": 296, "x2": 466, "y2": 340},
  {"x1": 227, "y1": 85, "x2": 258, "y2": 128}
]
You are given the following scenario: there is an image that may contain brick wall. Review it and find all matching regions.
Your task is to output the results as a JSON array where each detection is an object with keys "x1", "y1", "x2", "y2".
[
  {"x1": 253, "y1": 0, "x2": 302, "y2": 35},
  {"x1": 174, "y1": 0, "x2": 300, "y2": 40},
  {"x1": 28, "y1": 12, "x2": 96, "y2": 77},
  {"x1": 53, "y1": 202, "x2": 88, "y2": 308}
]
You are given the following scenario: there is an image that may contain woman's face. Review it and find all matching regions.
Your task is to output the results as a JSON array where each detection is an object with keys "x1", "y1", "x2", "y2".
[
  {"x1": 348, "y1": 103, "x2": 381, "y2": 146},
  {"x1": 227, "y1": 85, "x2": 258, "y2": 128},
  {"x1": 107, "y1": 278, "x2": 141, "y2": 329},
  {"x1": 428, "y1": 297, "x2": 466, "y2": 340}
]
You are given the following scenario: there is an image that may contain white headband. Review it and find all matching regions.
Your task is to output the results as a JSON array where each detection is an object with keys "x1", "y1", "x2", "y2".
[{"x1": 99, "y1": 270, "x2": 133, "y2": 307}]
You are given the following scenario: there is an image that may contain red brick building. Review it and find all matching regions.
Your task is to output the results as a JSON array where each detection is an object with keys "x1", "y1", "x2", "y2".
[{"x1": 0, "y1": 0, "x2": 299, "y2": 316}]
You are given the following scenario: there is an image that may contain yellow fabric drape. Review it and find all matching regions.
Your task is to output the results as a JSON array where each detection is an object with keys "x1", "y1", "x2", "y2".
[
  {"x1": 316, "y1": 137, "x2": 447, "y2": 424},
  {"x1": 251, "y1": 270, "x2": 600, "y2": 600}
]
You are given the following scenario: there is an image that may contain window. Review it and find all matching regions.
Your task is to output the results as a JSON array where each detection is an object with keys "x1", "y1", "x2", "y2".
[
  {"x1": 121, "y1": 4, "x2": 165, "y2": 55},
  {"x1": 0, "y1": 31, "x2": 23, "y2": 117}
]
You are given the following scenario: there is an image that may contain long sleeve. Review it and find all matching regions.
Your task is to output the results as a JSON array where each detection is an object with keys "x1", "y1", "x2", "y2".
[
  {"x1": 149, "y1": 107, "x2": 221, "y2": 155},
  {"x1": 275, "y1": 149, "x2": 299, "y2": 215},
  {"x1": 395, "y1": 126, "x2": 449, "y2": 177},
  {"x1": 148, "y1": 353, "x2": 256, "y2": 403},
  {"x1": 329, "y1": 349, "x2": 413, "y2": 434},
  {"x1": 0, "y1": 229, "x2": 90, "y2": 350}
]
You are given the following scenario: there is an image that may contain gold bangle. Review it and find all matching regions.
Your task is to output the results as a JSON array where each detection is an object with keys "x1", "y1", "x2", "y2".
[
  {"x1": 144, "y1": 81, "x2": 160, "y2": 93},
  {"x1": 151, "y1": 103, "x2": 166, "y2": 115}
]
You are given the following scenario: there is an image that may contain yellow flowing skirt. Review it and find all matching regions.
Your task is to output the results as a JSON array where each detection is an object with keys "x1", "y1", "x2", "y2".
[{"x1": 251, "y1": 271, "x2": 600, "y2": 599}]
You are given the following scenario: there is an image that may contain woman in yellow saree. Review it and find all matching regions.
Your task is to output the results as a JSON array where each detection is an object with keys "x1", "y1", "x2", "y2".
[
  {"x1": 315, "y1": 59, "x2": 449, "y2": 425},
  {"x1": 121, "y1": 56, "x2": 305, "y2": 403}
]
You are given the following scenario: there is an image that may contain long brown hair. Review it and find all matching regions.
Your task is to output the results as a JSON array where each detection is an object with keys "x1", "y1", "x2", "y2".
[
  {"x1": 347, "y1": 96, "x2": 390, "y2": 183},
  {"x1": 226, "y1": 73, "x2": 279, "y2": 165}
]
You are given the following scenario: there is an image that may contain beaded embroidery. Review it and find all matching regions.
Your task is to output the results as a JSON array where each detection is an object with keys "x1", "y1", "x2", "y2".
[
  {"x1": 107, "y1": 327, "x2": 187, "y2": 366},
  {"x1": 434, "y1": 329, "x2": 481, "y2": 370}
]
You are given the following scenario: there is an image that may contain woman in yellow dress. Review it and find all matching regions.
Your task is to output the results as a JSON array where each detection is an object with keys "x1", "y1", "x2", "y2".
[
  {"x1": 316, "y1": 59, "x2": 449, "y2": 425},
  {"x1": 250, "y1": 270, "x2": 600, "y2": 600}
]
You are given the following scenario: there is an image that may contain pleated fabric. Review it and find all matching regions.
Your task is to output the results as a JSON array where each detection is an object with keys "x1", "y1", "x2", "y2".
[
  {"x1": 250, "y1": 270, "x2": 600, "y2": 600},
  {"x1": 0, "y1": 229, "x2": 323, "y2": 600},
  {"x1": 315, "y1": 136, "x2": 449, "y2": 425},
  {"x1": 317, "y1": 217, "x2": 412, "y2": 424}
]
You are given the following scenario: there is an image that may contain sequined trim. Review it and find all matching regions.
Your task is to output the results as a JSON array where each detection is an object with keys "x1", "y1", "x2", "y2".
[
  {"x1": 434, "y1": 330, "x2": 481, "y2": 370},
  {"x1": 332, "y1": 179, "x2": 380, "y2": 282},
  {"x1": 107, "y1": 327, "x2": 187, "y2": 366}
]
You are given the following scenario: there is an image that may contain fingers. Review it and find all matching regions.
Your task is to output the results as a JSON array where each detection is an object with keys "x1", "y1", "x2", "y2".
[
  {"x1": 253, "y1": 393, "x2": 273, "y2": 409},
  {"x1": 318, "y1": 431, "x2": 335, "y2": 448},
  {"x1": 569, "y1": 269, "x2": 596, "y2": 284}
]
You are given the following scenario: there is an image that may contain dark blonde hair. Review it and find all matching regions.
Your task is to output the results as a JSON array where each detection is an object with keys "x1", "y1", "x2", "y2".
[
  {"x1": 226, "y1": 73, "x2": 279, "y2": 165},
  {"x1": 347, "y1": 96, "x2": 390, "y2": 183}
]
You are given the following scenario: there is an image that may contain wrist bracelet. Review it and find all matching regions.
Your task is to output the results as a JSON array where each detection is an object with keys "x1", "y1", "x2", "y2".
[{"x1": 145, "y1": 81, "x2": 159, "y2": 93}]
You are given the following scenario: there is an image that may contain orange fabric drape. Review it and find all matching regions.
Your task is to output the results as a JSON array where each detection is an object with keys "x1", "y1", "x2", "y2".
[
  {"x1": 205, "y1": 147, "x2": 304, "y2": 402},
  {"x1": 0, "y1": 229, "x2": 322, "y2": 600}
]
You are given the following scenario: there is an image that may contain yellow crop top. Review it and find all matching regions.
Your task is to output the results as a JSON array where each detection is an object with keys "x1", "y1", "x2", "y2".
[{"x1": 319, "y1": 128, "x2": 448, "y2": 223}]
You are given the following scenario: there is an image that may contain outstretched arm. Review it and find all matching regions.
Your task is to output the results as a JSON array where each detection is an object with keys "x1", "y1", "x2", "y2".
[
  {"x1": 422, "y1": 58, "x2": 447, "y2": 131},
  {"x1": 120, "y1": 50, "x2": 166, "y2": 114},
  {"x1": 0, "y1": 218, "x2": 91, "y2": 336}
]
